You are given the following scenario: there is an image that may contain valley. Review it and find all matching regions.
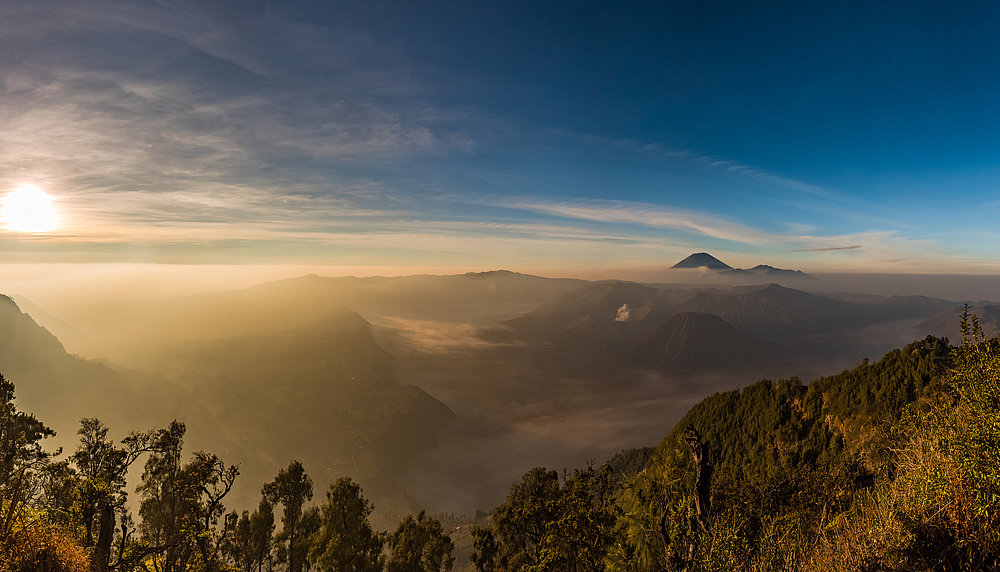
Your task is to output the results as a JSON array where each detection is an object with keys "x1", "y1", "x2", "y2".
[{"x1": 3, "y1": 257, "x2": 991, "y2": 525}]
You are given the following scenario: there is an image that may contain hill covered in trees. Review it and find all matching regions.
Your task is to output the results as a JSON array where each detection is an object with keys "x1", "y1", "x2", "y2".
[
  {"x1": 0, "y1": 377, "x2": 456, "y2": 572},
  {"x1": 468, "y1": 319, "x2": 1000, "y2": 572}
]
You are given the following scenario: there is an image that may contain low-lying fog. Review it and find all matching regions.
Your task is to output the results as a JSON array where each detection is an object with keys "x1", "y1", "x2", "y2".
[
  {"x1": 371, "y1": 312, "x2": 929, "y2": 514},
  {"x1": 1, "y1": 262, "x2": 996, "y2": 521}
]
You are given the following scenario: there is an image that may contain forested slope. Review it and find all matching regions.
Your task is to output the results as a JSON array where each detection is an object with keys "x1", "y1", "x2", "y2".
[
  {"x1": 654, "y1": 335, "x2": 951, "y2": 483},
  {"x1": 470, "y1": 332, "x2": 995, "y2": 572}
]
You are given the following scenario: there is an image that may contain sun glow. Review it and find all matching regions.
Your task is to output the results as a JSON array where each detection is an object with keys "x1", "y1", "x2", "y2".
[{"x1": 2, "y1": 185, "x2": 58, "y2": 232}]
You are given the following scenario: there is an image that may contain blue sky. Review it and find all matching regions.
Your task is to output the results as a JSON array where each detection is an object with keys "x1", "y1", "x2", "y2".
[{"x1": 1, "y1": 0, "x2": 998, "y2": 274}]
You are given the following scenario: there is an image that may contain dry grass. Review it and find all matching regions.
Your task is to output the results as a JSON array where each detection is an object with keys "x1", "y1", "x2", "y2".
[
  {"x1": 0, "y1": 523, "x2": 91, "y2": 572},
  {"x1": 802, "y1": 428, "x2": 1000, "y2": 572}
]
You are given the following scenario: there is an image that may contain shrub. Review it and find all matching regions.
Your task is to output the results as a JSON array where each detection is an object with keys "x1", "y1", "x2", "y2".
[{"x1": 0, "y1": 522, "x2": 91, "y2": 572}]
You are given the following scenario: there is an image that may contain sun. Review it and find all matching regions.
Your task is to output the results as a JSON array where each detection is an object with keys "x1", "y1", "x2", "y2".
[{"x1": 2, "y1": 185, "x2": 58, "y2": 232}]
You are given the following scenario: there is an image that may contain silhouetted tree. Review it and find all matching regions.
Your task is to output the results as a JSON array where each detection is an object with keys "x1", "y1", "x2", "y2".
[
  {"x1": 137, "y1": 421, "x2": 239, "y2": 572},
  {"x1": 223, "y1": 498, "x2": 276, "y2": 572},
  {"x1": 0, "y1": 372, "x2": 55, "y2": 545},
  {"x1": 386, "y1": 511, "x2": 454, "y2": 572},
  {"x1": 296, "y1": 506, "x2": 322, "y2": 571},
  {"x1": 309, "y1": 477, "x2": 384, "y2": 572},
  {"x1": 137, "y1": 421, "x2": 189, "y2": 572},
  {"x1": 37, "y1": 458, "x2": 79, "y2": 527},
  {"x1": 71, "y1": 417, "x2": 165, "y2": 570},
  {"x1": 532, "y1": 467, "x2": 619, "y2": 572},
  {"x1": 471, "y1": 467, "x2": 561, "y2": 572},
  {"x1": 473, "y1": 466, "x2": 618, "y2": 572},
  {"x1": 263, "y1": 460, "x2": 314, "y2": 572}
]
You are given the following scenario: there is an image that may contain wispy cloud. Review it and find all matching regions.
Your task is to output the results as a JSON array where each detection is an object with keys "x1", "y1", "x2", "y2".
[
  {"x1": 0, "y1": 69, "x2": 447, "y2": 180},
  {"x1": 791, "y1": 245, "x2": 862, "y2": 252},
  {"x1": 507, "y1": 198, "x2": 780, "y2": 245},
  {"x1": 0, "y1": 0, "x2": 477, "y2": 211},
  {"x1": 0, "y1": 0, "x2": 973, "y2": 274},
  {"x1": 538, "y1": 129, "x2": 859, "y2": 204},
  {"x1": 499, "y1": 197, "x2": 942, "y2": 267}
]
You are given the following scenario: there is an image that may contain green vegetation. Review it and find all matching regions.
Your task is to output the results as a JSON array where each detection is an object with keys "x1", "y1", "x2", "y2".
[
  {"x1": 807, "y1": 312, "x2": 1000, "y2": 570},
  {"x1": 310, "y1": 477, "x2": 385, "y2": 572},
  {"x1": 469, "y1": 320, "x2": 1000, "y2": 571},
  {"x1": 603, "y1": 448, "x2": 655, "y2": 483},
  {"x1": 387, "y1": 511, "x2": 455, "y2": 572},
  {"x1": 471, "y1": 466, "x2": 618, "y2": 572},
  {"x1": 0, "y1": 374, "x2": 454, "y2": 572}
]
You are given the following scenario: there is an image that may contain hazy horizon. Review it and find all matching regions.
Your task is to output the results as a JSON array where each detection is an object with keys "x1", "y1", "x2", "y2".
[
  {"x1": 1, "y1": 0, "x2": 999, "y2": 277},
  {"x1": 5, "y1": 261, "x2": 1000, "y2": 319},
  {"x1": 5, "y1": 261, "x2": 981, "y2": 520}
]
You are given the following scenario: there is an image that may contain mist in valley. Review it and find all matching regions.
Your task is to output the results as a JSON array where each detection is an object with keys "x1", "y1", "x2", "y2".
[{"x1": 2, "y1": 262, "x2": 994, "y2": 533}]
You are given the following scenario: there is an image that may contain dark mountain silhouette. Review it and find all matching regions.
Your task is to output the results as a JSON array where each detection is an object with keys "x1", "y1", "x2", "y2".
[
  {"x1": 10, "y1": 295, "x2": 93, "y2": 355},
  {"x1": 144, "y1": 311, "x2": 455, "y2": 504},
  {"x1": 718, "y1": 268, "x2": 754, "y2": 277},
  {"x1": 66, "y1": 271, "x2": 588, "y2": 356},
  {"x1": 821, "y1": 292, "x2": 955, "y2": 317},
  {"x1": 716, "y1": 265, "x2": 816, "y2": 289},
  {"x1": 751, "y1": 264, "x2": 806, "y2": 275},
  {"x1": 0, "y1": 294, "x2": 68, "y2": 369},
  {"x1": 0, "y1": 294, "x2": 213, "y2": 451},
  {"x1": 748, "y1": 265, "x2": 813, "y2": 279},
  {"x1": 497, "y1": 280, "x2": 956, "y2": 375},
  {"x1": 916, "y1": 305, "x2": 1000, "y2": 342},
  {"x1": 169, "y1": 312, "x2": 454, "y2": 514},
  {"x1": 671, "y1": 253, "x2": 733, "y2": 270},
  {"x1": 656, "y1": 254, "x2": 823, "y2": 289},
  {"x1": 502, "y1": 281, "x2": 697, "y2": 336},
  {"x1": 668, "y1": 254, "x2": 809, "y2": 278},
  {"x1": 668, "y1": 283, "x2": 909, "y2": 337},
  {"x1": 625, "y1": 312, "x2": 775, "y2": 371},
  {"x1": 0, "y1": 293, "x2": 453, "y2": 517}
]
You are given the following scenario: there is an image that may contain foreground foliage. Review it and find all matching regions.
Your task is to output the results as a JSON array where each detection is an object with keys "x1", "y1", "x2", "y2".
[
  {"x1": 472, "y1": 466, "x2": 618, "y2": 572},
  {"x1": 5, "y1": 313, "x2": 1000, "y2": 571},
  {"x1": 471, "y1": 326, "x2": 1000, "y2": 571},
  {"x1": 0, "y1": 372, "x2": 453, "y2": 572},
  {"x1": 807, "y1": 312, "x2": 1000, "y2": 570}
]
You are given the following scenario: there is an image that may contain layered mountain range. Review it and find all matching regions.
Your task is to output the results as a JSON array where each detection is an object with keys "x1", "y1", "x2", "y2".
[
  {"x1": 661, "y1": 252, "x2": 817, "y2": 288},
  {"x1": 0, "y1": 255, "x2": 991, "y2": 518},
  {"x1": 917, "y1": 304, "x2": 1000, "y2": 342},
  {"x1": 500, "y1": 275, "x2": 958, "y2": 374},
  {"x1": 625, "y1": 312, "x2": 776, "y2": 371},
  {"x1": 0, "y1": 292, "x2": 454, "y2": 521}
]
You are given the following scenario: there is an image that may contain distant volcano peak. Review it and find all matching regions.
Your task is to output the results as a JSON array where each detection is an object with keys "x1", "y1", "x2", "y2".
[{"x1": 671, "y1": 253, "x2": 732, "y2": 270}]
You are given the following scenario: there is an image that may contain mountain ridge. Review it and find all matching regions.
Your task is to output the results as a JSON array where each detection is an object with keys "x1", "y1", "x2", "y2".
[
  {"x1": 0, "y1": 294, "x2": 456, "y2": 520},
  {"x1": 671, "y1": 252, "x2": 733, "y2": 270},
  {"x1": 625, "y1": 312, "x2": 775, "y2": 371},
  {"x1": 662, "y1": 253, "x2": 816, "y2": 287}
]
